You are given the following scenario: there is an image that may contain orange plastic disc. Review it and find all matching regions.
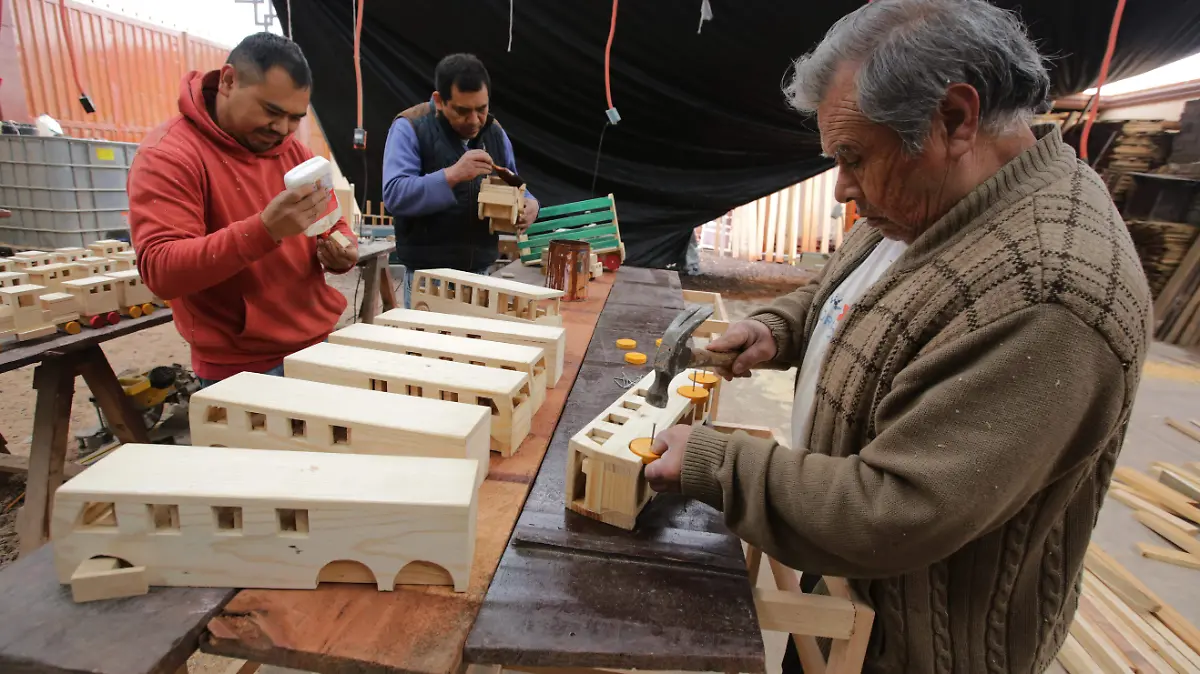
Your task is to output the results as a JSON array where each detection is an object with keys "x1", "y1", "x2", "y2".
[
  {"x1": 624, "y1": 351, "x2": 647, "y2": 365},
  {"x1": 63, "y1": 321, "x2": 81, "y2": 335},
  {"x1": 616, "y1": 338, "x2": 637, "y2": 350},
  {"x1": 656, "y1": 338, "x2": 662, "y2": 347},
  {"x1": 689, "y1": 371, "x2": 720, "y2": 387},
  {"x1": 677, "y1": 385, "x2": 710, "y2": 402},
  {"x1": 628, "y1": 437, "x2": 659, "y2": 464}
]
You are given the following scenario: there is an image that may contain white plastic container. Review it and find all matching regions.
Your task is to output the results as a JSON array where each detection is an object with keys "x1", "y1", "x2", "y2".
[{"x1": 284, "y1": 156, "x2": 340, "y2": 237}]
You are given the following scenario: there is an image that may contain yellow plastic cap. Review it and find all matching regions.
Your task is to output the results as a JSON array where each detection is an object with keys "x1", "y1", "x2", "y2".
[
  {"x1": 616, "y1": 338, "x2": 637, "y2": 350},
  {"x1": 624, "y1": 351, "x2": 647, "y2": 365}
]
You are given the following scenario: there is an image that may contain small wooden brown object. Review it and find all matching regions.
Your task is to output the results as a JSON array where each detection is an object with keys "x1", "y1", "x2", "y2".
[{"x1": 544, "y1": 240, "x2": 591, "y2": 302}]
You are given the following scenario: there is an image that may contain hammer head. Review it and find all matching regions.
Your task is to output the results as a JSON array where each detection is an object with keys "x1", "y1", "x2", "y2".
[{"x1": 646, "y1": 304, "x2": 713, "y2": 408}]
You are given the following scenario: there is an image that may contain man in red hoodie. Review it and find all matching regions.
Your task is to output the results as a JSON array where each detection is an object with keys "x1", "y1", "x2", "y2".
[{"x1": 129, "y1": 33, "x2": 357, "y2": 385}]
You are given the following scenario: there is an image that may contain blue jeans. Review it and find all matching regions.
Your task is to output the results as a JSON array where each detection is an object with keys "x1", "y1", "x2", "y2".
[
  {"x1": 403, "y1": 266, "x2": 492, "y2": 309},
  {"x1": 198, "y1": 363, "x2": 284, "y2": 389}
]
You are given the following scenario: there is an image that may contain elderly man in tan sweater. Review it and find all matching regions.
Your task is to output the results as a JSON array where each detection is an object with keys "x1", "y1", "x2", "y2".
[{"x1": 645, "y1": 0, "x2": 1151, "y2": 671}]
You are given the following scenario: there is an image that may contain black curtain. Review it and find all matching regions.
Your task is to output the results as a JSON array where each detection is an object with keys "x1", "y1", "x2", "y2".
[{"x1": 276, "y1": 0, "x2": 1200, "y2": 267}]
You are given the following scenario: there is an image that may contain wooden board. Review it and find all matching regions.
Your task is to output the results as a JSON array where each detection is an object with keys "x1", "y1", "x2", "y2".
[
  {"x1": 1070, "y1": 612, "x2": 1135, "y2": 674},
  {"x1": 329, "y1": 322, "x2": 549, "y2": 412},
  {"x1": 1113, "y1": 467, "x2": 1200, "y2": 524},
  {"x1": 1085, "y1": 544, "x2": 1163, "y2": 613},
  {"x1": 1108, "y1": 484, "x2": 1200, "y2": 534},
  {"x1": 189, "y1": 372, "x2": 491, "y2": 487},
  {"x1": 52, "y1": 444, "x2": 479, "y2": 592},
  {"x1": 201, "y1": 273, "x2": 615, "y2": 674},
  {"x1": 0, "y1": 546, "x2": 235, "y2": 674},
  {"x1": 1058, "y1": 634, "x2": 1104, "y2": 674},
  {"x1": 71, "y1": 556, "x2": 150, "y2": 603},
  {"x1": 1083, "y1": 573, "x2": 1200, "y2": 674},
  {"x1": 412, "y1": 269, "x2": 564, "y2": 327},
  {"x1": 1135, "y1": 511, "x2": 1200, "y2": 557},
  {"x1": 1138, "y1": 543, "x2": 1200, "y2": 570},
  {"x1": 376, "y1": 307, "x2": 567, "y2": 386},
  {"x1": 285, "y1": 342, "x2": 532, "y2": 456}
]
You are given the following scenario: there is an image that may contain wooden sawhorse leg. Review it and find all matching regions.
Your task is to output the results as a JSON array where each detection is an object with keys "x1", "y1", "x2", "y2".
[
  {"x1": 16, "y1": 344, "x2": 151, "y2": 555},
  {"x1": 359, "y1": 254, "x2": 383, "y2": 324}
]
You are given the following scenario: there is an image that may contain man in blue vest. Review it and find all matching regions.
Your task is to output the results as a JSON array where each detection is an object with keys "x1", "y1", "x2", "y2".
[{"x1": 382, "y1": 53, "x2": 538, "y2": 307}]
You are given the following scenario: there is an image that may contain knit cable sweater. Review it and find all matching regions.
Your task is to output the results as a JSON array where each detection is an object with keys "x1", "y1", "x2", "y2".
[{"x1": 680, "y1": 126, "x2": 1151, "y2": 673}]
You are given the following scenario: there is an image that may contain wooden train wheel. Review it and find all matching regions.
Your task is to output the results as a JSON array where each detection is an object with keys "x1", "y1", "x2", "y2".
[
  {"x1": 601, "y1": 252, "x2": 622, "y2": 271},
  {"x1": 106, "y1": 312, "x2": 121, "y2": 325},
  {"x1": 62, "y1": 321, "x2": 81, "y2": 335},
  {"x1": 128, "y1": 305, "x2": 143, "y2": 318},
  {"x1": 141, "y1": 303, "x2": 155, "y2": 315},
  {"x1": 88, "y1": 315, "x2": 106, "y2": 329}
]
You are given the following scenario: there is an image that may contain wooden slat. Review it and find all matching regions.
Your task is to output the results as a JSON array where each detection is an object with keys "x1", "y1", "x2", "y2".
[
  {"x1": 1108, "y1": 485, "x2": 1200, "y2": 535},
  {"x1": 1079, "y1": 594, "x2": 1172, "y2": 674},
  {"x1": 533, "y1": 197, "x2": 613, "y2": 221},
  {"x1": 1157, "y1": 467, "x2": 1200, "y2": 502},
  {"x1": 1085, "y1": 544, "x2": 1164, "y2": 613},
  {"x1": 752, "y1": 589, "x2": 855, "y2": 639},
  {"x1": 1058, "y1": 634, "x2": 1104, "y2": 674},
  {"x1": 1155, "y1": 234, "x2": 1200, "y2": 322},
  {"x1": 1113, "y1": 468, "x2": 1200, "y2": 524},
  {"x1": 1138, "y1": 543, "x2": 1200, "y2": 570},
  {"x1": 0, "y1": 454, "x2": 85, "y2": 478},
  {"x1": 1084, "y1": 573, "x2": 1200, "y2": 674},
  {"x1": 1070, "y1": 613, "x2": 1135, "y2": 674},
  {"x1": 522, "y1": 224, "x2": 618, "y2": 248},
  {"x1": 1156, "y1": 606, "x2": 1200, "y2": 660},
  {"x1": 526, "y1": 210, "x2": 615, "y2": 234},
  {"x1": 1135, "y1": 511, "x2": 1200, "y2": 558},
  {"x1": 1166, "y1": 418, "x2": 1200, "y2": 445}
]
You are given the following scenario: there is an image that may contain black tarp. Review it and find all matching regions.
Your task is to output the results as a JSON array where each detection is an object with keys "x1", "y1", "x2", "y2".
[{"x1": 276, "y1": 0, "x2": 1200, "y2": 267}]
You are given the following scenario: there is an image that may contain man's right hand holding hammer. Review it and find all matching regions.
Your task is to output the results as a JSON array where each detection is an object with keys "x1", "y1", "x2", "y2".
[{"x1": 705, "y1": 320, "x2": 779, "y2": 380}]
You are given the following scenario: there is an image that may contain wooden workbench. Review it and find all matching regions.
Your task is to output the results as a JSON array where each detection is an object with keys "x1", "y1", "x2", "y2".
[
  {"x1": 464, "y1": 267, "x2": 765, "y2": 673},
  {"x1": 0, "y1": 265, "x2": 763, "y2": 674}
]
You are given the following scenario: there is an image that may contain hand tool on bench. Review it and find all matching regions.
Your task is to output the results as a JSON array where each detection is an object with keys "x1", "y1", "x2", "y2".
[
  {"x1": 491, "y1": 164, "x2": 526, "y2": 187},
  {"x1": 646, "y1": 305, "x2": 750, "y2": 408}
]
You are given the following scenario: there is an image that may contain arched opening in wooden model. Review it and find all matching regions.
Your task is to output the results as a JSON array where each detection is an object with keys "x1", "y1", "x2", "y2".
[{"x1": 395, "y1": 560, "x2": 455, "y2": 587}]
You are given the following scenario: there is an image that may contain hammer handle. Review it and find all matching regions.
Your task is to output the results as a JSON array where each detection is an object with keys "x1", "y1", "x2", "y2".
[{"x1": 689, "y1": 347, "x2": 739, "y2": 370}]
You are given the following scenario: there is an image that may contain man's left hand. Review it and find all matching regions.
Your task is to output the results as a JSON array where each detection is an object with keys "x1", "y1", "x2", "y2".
[
  {"x1": 516, "y1": 197, "x2": 539, "y2": 231},
  {"x1": 644, "y1": 424, "x2": 692, "y2": 493},
  {"x1": 317, "y1": 235, "x2": 358, "y2": 272}
]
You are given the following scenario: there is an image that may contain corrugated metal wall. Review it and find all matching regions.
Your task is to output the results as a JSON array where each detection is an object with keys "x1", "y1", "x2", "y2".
[{"x1": 7, "y1": 0, "x2": 330, "y2": 157}]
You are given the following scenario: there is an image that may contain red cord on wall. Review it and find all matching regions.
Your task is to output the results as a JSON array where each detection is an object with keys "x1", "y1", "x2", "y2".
[
  {"x1": 57, "y1": 0, "x2": 94, "y2": 113},
  {"x1": 351, "y1": 0, "x2": 366, "y2": 148},
  {"x1": 1080, "y1": 0, "x2": 1126, "y2": 161}
]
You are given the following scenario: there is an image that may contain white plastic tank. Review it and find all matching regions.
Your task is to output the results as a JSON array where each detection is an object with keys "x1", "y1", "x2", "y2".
[{"x1": 284, "y1": 156, "x2": 340, "y2": 237}]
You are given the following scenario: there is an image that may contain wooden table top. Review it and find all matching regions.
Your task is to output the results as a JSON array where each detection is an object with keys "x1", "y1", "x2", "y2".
[
  {"x1": 0, "y1": 308, "x2": 173, "y2": 375},
  {"x1": 200, "y1": 271, "x2": 615, "y2": 674}
]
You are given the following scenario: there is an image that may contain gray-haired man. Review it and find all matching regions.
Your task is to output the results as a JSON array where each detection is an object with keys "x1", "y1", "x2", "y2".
[{"x1": 645, "y1": 0, "x2": 1150, "y2": 671}]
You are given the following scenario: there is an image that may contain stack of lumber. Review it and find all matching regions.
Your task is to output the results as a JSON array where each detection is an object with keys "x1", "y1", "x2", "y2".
[
  {"x1": 1128, "y1": 220, "x2": 1200, "y2": 298},
  {"x1": 1060, "y1": 545, "x2": 1200, "y2": 673},
  {"x1": 1151, "y1": 231, "x2": 1200, "y2": 345},
  {"x1": 1104, "y1": 120, "x2": 1174, "y2": 206},
  {"x1": 1110, "y1": 455, "x2": 1200, "y2": 572}
]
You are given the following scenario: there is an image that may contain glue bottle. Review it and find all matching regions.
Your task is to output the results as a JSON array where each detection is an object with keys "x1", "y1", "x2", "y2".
[{"x1": 284, "y1": 156, "x2": 340, "y2": 237}]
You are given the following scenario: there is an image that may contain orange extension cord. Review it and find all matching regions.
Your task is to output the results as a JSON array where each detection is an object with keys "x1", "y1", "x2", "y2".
[
  {"x1": 1080, "y1": 0, "x2": 1127, "y2": 161},
  {"x1": 604, "y1": 0, "x2": 618, "y2": 110}
]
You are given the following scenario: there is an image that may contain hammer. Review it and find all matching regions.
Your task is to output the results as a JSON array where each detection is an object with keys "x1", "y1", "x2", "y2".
[{"x1": 645, "y1": 305, "x2": 741, "y2": 408}]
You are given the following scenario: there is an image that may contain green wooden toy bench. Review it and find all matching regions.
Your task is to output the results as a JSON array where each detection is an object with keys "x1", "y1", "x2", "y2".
[{"x1": 518, "y1": 194, "x2": 625, "y2": 268}]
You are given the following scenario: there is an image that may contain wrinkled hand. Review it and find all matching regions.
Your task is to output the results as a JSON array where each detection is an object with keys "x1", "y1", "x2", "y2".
[
  {"x1": 706, "y1": 319, "x2": 778, "y2": 380},
  {"x1": 262, "y1": 184, "x2": 331, "y2": 242},
  {"x1": 445, "y1": 149, "x2": 494, "y2": 187},
  {"x1": 317, "y1": 235, "x2": 358, "y2": 272},
  {"x1": 643, "y1": 425, "x2": 692, "y2": 493},
  {"x1": 516, "y1": 197, "x2": 539, "y2": 231}
]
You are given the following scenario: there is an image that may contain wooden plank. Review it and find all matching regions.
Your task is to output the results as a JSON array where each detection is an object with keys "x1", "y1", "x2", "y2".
[
  {"x1": 529, "y1": 197, "x2": 613, "y2": 224},
  {"x1": 1138, "y1": 543, "x2": 1200, "y2": 570},
  {"x1": 1070, "y1": 613, "x2": 1135, "y2": 674},
  {"x1": 787, "y1": 184, "x2": 801, "y2": 262},
  {"x1": 1079, "y1": 593, "x2": 1173, "y2": 674},
  {"x1": 358, "y1": 253, "x2": 383, "y2": 324},
  {"x1": 1085, "y1": 544, "x2": 1164, "y2": 613},
  {"x1": 1084, "y1": 573, "x2": 1200, "y2": 674},
  {"x1": 1109, "y1": 484, "x2": 1200, "y2": 534},
  {"x1": 752, "y1": 588, "x2": 855, "y2": 639},
  {"x1": 764, "y1": 191, "x2": 780, "y2": 263},
  {"x1": 1166, "y1": 418, "x2": 1200, "y2": 445},
  {"x1": 1058, "y1": 634, "x2": 1104, "y2": 674},
  {"x1": 1136, "y1": 511, "x2": 1200, "y2": 557},
  {"x1": 1154, "y1": 462, "x2": 1200, "y2": 485},
  {"x1": 823, "y1": 576, "x2": 874, "y2": 674},
  {"x1": 17, "y1": 353, "x2": 79, "y2": 555},
  {"x1": 1156, "y1": 606, "x2": 1200, "y2": 661},
  {"x1": 0, "y1": 546, "x2": 234, "y2": 674},
  {"x1": 1114, "y1": 467, "x2": 1200, "y2": 524},
  {"x1": 1157, "y1": 467, "x2": 1200, "y2": 502}
]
